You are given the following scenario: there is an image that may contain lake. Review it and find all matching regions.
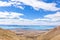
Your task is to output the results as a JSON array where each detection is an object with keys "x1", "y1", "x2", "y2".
[{"x1": 0, "y1": 25, "x2": 56, "y2": 30}]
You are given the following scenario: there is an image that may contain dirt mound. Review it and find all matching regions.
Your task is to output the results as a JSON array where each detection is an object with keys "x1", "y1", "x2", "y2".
[
  {"x1": 50, "y1": 34, "x2": 60, "y2": 40},
  {"x1": 0, "y1": 28, "x2": 20, "y2": 40},
  {"x1": 50, "y1": 26, "x2": 60, "y2": 40},
  {"x1": 42, "y1": 26, "x2": 60, "y2": 40}
]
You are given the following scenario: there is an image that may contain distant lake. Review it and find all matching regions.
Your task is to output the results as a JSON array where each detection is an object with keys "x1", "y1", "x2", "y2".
[{"x1": 0, "y1": 25, "x2": 56, "y2": 30}]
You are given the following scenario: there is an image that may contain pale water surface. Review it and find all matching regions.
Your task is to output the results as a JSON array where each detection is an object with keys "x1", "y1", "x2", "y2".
[{"x1": 0, "y1": 25, "x2": 55, "y2": 30}]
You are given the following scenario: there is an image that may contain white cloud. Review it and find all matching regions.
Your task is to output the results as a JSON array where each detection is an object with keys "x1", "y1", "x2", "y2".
[
  {"x1": 0, "y1": 1, "x2": 12, "y2": 6},
  {"x1": 0, "y1": 12, "x2": 24, "y2": 19},
  {"x1": 10, "y1": 0, "x2": 60, "y2": 11},
  {"x1": 0, "y1": 11, "x2": 60, "y2": 25},
  {"x1": 0, "y1": 1, "x2": 24, "y2": 9},
  {"x1": 45, "y1": 12, "x2": 60, "y2": 21},
  {"x1": 30, "y1": 12, "x2": 60, "y2": 25},
  {"x1": 0, "y1": 0, "x2": 60, "y2": 25},
  {"x1": 33, "y1": 12, "x2": 60, "y2": 22},
  {"x1": 34, "y1": 18, "x2": 50, "y2": 21},
  {"x1": 0, "y1": 11, "x2": 24, "y2": 25},
  {"x1": 0, "y1": 0, "x2": 60, "y2": 11},
  {"x1": 0, "y1": 18, "x2": 47, "y2": 25}
]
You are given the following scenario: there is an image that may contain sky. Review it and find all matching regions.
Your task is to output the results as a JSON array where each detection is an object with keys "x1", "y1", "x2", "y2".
[{"x1": 0, "y1": 0, "x2": 60, "y2": 25}]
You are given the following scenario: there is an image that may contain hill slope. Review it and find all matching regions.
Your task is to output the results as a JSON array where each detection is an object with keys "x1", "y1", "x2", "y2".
[
  {"x1": 42, "y1": 26, "x2": 60, "y2": 40},
  {"x1": 0, "y1": 28, "x2": 20, "y2": 40}
]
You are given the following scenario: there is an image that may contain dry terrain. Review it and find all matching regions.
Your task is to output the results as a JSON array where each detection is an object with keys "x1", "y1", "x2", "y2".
[
  {"x1": 37, "y1": 26, "x2": 60, "y2": 40},
  {"x1": 0, "y1": 28, "x2": 20, "y2": 40},
  {"x1": 0, "y1": 26, "x2": 60, "y2": 40},
  {"x1": 10, "y1": 28, "x2": 50, "y2": 40}
]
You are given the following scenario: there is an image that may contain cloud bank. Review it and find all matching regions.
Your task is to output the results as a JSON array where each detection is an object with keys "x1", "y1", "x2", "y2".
[
  {"x1": 0, "y1": 0, "x2": 60, "y2": 25},
  {"x1": 0, "y1": 12, "x2": 24, "y2": 19},
  {"x1": 0, "y1": 11, "x2": 60, "y2": 25},
  {"x1": 0, "y1": 0, "x2": 60, "y2": 11}
]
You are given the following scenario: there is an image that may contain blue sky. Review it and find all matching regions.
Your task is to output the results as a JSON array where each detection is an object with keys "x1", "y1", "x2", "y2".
[{"x1": 0, "y1": 0, "x2": 60, "y2": 25}]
